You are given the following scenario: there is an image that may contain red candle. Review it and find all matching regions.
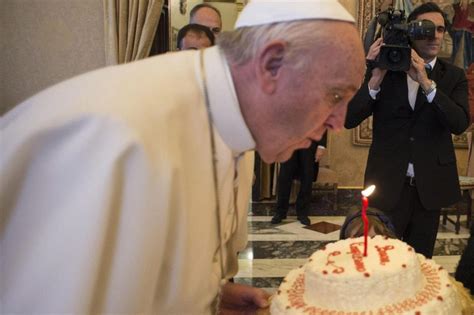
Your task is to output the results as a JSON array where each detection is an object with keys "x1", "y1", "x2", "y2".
[
  {"x1": 361, "y1": 185, "x2": 376, "y2": 257},
  {"x1": 362, "y1": 196, "x2": 369, "y2": 256}
]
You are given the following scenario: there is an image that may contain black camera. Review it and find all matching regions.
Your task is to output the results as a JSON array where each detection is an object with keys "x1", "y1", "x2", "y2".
[{"x1": 375, "y1": 8, "x2": 436, "y2": 71}]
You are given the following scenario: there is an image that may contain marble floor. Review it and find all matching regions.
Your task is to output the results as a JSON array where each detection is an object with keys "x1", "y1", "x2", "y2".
[{"x1": 234, "y1": 212, "x2": 471, "y2": 294}]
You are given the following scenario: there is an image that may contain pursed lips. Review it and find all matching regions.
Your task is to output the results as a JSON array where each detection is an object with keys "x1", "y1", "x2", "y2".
[{"x1": 291, "y1": 139, "x2": 312, "y2": 152}]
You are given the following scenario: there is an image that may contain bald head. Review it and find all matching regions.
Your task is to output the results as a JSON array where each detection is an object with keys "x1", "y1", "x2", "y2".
[{"x1": 190, "y1": 4, "x2": 222, "y2": 36}]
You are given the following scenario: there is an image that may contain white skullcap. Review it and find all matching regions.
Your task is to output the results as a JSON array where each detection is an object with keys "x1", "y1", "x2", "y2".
[{"x1": 235, "y1": 0, "x2": 355, "y2": 28}]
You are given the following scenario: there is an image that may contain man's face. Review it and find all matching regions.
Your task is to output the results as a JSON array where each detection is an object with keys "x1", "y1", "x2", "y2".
[
  {"x1": 255, "y1": 23, "x2": 366, "y2": 163},
  {"x1": 411, "y1": 12, "x2": 445, "y2": 61},
  {"x1": 180, "y1": 31, "x2": 212, "y2": 50},
  {"x1": 191, "y1": 7, "x2": 222, "y2": 36}
]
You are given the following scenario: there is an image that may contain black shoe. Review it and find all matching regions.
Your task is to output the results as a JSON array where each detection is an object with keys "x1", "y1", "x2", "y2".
[
  {"x1": 271, "y1": 213, "x2": 287, "y2": 224},
  {"x1": 298, "y1": 216, "x2": 311, "y2": 226}
]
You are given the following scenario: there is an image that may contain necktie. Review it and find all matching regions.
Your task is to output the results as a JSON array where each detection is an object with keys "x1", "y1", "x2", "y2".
[{"x1": 425, "y1": 64, "x2": 432, "y2": 79}]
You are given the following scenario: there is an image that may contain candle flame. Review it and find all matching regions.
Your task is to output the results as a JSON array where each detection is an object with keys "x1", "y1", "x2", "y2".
[{"x1": 361, "y1": 185, "x2": 376, "y2": 197}]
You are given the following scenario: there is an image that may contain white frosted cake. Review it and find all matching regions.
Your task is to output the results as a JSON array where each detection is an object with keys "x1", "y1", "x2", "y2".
[{"x1": 271, "y1": 235, "x2": 462, "y2": 314}]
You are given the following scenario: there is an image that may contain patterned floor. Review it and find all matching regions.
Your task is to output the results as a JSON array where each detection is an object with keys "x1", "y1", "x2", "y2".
[{"x1": 234, "y1": 213, "x2": 471, "y2": 294}]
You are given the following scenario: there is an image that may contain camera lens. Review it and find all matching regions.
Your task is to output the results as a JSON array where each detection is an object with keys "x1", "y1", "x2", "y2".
[
  {"x1": 408, "y1": 20, "x2": 436, "y2": 40},
  {"x1": 388, "y1": 49, "x2": 402, "y2": 64}
]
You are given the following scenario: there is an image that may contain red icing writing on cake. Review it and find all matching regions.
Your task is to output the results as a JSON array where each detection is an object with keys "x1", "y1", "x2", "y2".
[
  {"x1": 375, "y1": 245, "x2": 394, "y2": 265},
  {"x1": 325, "y1": 251, "x2": 344, "y2": 274},
  {"x1": 349, "y1": 242, "x2": 366, "y2": 272},
  {"x1": 327, "y1": 243, "x2": 396, "y2": 274}
]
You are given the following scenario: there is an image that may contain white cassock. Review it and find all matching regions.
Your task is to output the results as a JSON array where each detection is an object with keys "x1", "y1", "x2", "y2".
[{"x1": 0, "y1": 46, "x2": 255, "y2": 314}]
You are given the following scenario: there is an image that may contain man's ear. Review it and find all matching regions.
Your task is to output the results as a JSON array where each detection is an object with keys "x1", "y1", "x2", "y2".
[{"x1": 258, "y1": 41, "x2": 286, "y2": 94}]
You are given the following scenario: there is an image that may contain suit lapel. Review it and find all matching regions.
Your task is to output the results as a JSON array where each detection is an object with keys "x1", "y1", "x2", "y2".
[
  {"x1": 413, "y1": 86, "x2": 424, "y2": 112},
  {"x1": 430, "y1": 59, "x2": 445, "y2": 83}
]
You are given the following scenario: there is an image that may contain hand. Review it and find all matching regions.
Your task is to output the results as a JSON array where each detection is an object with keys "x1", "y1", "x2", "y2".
[
  {"x1": 218, "y1": 282, "x2": 271, "y2": 315},
  {"x1": 366, "y1": 38, "x2": 387, "y2": 90},
  {"x1": 406, "y1": 50, "x2": 431, "y2": 90},
  {"x1": 366, "y1": 37, "x2": 383, "y2": 61},
  {"x1": 315, "y1": 147, "x2": 326, "y2": 162}
]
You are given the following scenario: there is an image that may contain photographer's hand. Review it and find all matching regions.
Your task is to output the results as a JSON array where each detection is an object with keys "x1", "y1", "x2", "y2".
[
  {"x1": 367, "y1": 38, "x2": 387, "y2": 91},
  {"x1": 407, "y1": 50, "x2": 431, "y2": 91}
]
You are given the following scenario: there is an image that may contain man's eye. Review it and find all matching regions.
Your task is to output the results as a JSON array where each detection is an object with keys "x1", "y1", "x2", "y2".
[{"x1": 327, "y1": 90, "x2": 345, "y2": 107}]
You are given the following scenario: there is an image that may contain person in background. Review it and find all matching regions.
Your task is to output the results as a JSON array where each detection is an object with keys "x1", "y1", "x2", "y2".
[
  {"x1": 190, "y1": 3, "x2": 222, "y2": 36},
  {"x1": 0, "y1": 1, "x2": 365, "y2": 314},
  {"x1": 345, "y1": 2, "x2": 469, "y2": 259},
  {"x1": 177, "y1": 23, "x2": 215, "y2": 50},
  {"x1": 451, "y1": 0, "x2": 474, "y2": 69},
  {"x1": 339, "y1": 208, "x2": 397, "y2": 239},
  {"x1": 455, "y1": 224, "x2": 474, "y2": 294},
  {"x1": 271, "y1": 133, "x2": 327, "y2": 226}
]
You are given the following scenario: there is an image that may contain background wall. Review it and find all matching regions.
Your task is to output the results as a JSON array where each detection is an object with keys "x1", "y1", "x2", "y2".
[
  {"x1": 338, "y1": 0, "x2": 357, "y2": 15},
  {"x1": 0, "y1": 0, "x2": 106, "y2": 115}
]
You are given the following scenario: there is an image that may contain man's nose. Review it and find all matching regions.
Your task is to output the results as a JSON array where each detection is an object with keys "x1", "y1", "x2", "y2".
[{"x1": 325, "y1": 104, "x2": 348, "y2": 132}]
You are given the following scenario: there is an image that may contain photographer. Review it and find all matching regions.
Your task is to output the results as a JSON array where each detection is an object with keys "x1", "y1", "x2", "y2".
[{"x1": 345, "y1": 2, "x2": 469, "y2": 258}]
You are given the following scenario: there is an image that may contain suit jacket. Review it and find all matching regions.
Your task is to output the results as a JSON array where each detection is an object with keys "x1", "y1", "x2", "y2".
[{"x1": 345, "y1": 58, "x2": 470, "y2": 211}]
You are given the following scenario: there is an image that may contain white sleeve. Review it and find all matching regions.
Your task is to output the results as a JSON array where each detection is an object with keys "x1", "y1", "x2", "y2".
[
  {"x1": 425, "y1": 88, "x2": 436, "y2": 103},
  {"x1": 0, "y1": 115, "x2": 169, "y2": 314},
  {"x1": 369, "y1": 84, "x2": 381, "y2": 100}
]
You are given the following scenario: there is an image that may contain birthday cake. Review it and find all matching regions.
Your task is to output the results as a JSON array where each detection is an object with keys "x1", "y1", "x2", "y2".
[{"x1": 270, "y1": 235, "x2": 462, "y2": 314}]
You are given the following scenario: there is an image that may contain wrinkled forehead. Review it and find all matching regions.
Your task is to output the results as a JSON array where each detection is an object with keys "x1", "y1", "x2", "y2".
[
  {"x1": 311, "y1": 44, "x2": 365, "y2": 90},
  {"x1": 312, "y1": 24, "x2": 364, "y2": 66}
]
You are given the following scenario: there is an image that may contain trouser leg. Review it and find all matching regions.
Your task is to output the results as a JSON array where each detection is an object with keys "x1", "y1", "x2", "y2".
[
  {"x1": 403, "y1": 194, "x2": 440, "y2": 259},
  {"x1": 276, "y1": 154, "x2": 297, "y2": 215},
  {"x1": 295, "y1": 146, "x2": 317, "y2": 217},
  {"x1": 387, "y1": 181, "x2": 439, "y2": 258},
  {"x1": 387, "y1": 182, "x2": 413, "y2": 241}
]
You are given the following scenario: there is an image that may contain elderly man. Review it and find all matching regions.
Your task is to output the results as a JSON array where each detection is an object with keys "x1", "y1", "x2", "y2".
[
  {"x1": 0, "y1": 0, "x2": 365, "y2": 314},
  {"x1": 177, "y1": 23, "x2": 215, "y2": 50},
  {"x1": 190, "y1": 3, "x2": 222, "y2": 36}
]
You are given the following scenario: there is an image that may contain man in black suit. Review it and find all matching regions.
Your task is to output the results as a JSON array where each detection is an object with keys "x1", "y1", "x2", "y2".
[
  {"x1": 271, "y1": 133, "x2": 327, "y2": 226},
  {"x1": 345, "y1": 2, "x2": 470, "y2": 258}
]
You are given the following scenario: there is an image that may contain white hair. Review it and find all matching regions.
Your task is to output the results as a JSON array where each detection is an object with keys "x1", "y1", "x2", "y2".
[{"x1": 217, "y1": 21, "x2": 339, "y2": 71}]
